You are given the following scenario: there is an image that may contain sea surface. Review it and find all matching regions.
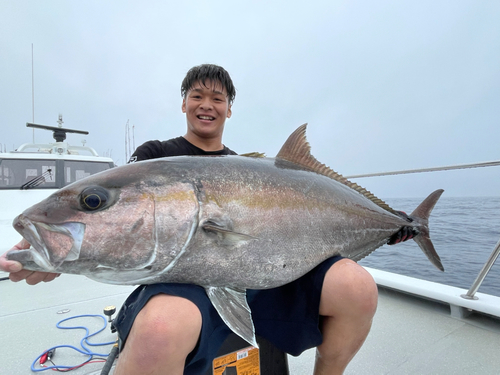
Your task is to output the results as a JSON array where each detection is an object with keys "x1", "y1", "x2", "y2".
[{"x1": 358, "y1": 196, "x2": 500, "y2": 297}]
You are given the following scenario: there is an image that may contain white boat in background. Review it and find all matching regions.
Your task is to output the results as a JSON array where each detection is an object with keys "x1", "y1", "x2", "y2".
[
  {"x1": 1, "y1": 127, "x2": 499, "y2": 374},
  {"x1": 0, "y1": 116, "x2": 114, "y2": 267}
]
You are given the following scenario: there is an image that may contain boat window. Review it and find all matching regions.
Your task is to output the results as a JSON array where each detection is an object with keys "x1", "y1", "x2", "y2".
[
  {"x1": 63, "y1": 161, "x2": 111, "y2": 185},
  {"x1": 0, "y1": 159, "x2": 113, "y2": 189},
  {"x1": 0, "y1": 159, "x2": 56, "y2": 189}
]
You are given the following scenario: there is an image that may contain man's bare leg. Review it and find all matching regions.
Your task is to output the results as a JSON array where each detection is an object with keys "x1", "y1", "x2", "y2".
[
  {"x1": 114, "y1": 294, "x2": 202, "y2": 375},
  {"x1": 314, "y1": 259, "x2": 378, "y2": 375}
]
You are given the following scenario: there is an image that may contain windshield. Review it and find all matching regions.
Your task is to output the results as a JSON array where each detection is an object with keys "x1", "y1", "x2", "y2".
[
  {"x1": 63, "y1": 160, "x2": 110, "y2": 185},
  {"x1": 0, "y1": 159, "x2": 112, "y2": 189}
]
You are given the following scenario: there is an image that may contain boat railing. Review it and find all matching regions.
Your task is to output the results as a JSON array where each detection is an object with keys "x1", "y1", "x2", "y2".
[
  {"x1": 14, "y1": 142, "x2": 100, "y2": 156},
  {"x1": 461, "y1": 238, "x2": 500, "y2": 300},
  {"x1": 345, "y1": 160, "x2": 500, "y2": 301},
  {"x1": 345, "y1": 160, "x2": 500, "y2": 178}
]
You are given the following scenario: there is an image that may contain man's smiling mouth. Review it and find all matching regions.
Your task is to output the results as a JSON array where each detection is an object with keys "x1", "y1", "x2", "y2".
[{"x1": 198, "y1": 115, "x2": 215, "y2": 121}]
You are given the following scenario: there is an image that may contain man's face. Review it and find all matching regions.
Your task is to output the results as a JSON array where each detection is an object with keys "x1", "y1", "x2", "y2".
[{"x1": 182, "y1": 80, "x2": 232, "y2": 140}]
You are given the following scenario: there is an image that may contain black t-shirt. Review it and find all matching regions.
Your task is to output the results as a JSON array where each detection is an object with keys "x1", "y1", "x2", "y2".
[{"x1": 128, "y1": 136, "x2": 237, "y2": 163}]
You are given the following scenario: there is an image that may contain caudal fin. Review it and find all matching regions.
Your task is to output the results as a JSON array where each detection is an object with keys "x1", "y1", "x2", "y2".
[{"x1": 410, "y1": 189, "x2": 445, "y2": 271}]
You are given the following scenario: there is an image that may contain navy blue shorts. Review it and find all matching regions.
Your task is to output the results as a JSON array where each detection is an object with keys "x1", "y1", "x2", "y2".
[{"x1": 113, "y1": 255, "x2": 344, "y2": 374}]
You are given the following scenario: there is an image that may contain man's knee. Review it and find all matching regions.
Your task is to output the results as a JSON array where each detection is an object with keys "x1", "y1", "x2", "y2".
[
  {"x1": 126, "y1": 294, "x2": 202, "y2": 359},
  {"x1": 320, "y1": 259, "x2": 378, "y2": 318}
]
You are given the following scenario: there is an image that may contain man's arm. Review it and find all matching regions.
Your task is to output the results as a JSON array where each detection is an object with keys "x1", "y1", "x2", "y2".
[{"x1": 0, "y1": 239, "x2": 60, "y2": 284}]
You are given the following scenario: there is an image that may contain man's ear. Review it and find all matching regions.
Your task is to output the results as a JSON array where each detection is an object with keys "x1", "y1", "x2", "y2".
[
  {"x1": 227, "y1": 105, "x2": 232, "y2": 119},
  {"x1": 181, "y1": 98, "x2": 186, "y2": 113}
]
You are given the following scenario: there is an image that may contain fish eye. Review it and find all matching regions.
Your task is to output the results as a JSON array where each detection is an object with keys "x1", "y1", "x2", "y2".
[{"x1": 80, "y1": 187, "x2": 108, "y2": 211}]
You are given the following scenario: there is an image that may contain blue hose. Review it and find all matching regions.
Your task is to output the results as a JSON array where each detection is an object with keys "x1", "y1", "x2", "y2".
[{"x1": 31, "y1": 314, "x2": 115, "y2": 372}]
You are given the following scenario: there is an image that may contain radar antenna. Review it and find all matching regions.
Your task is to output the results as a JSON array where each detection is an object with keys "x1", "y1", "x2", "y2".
[{"x1": 26, "y1": 115, "x2": 89, "y2": 143}]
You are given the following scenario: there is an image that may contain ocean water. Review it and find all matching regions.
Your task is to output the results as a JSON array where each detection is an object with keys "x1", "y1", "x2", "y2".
[{"x1": 358, "y1": 196, "x2": 500, "y2": 297}]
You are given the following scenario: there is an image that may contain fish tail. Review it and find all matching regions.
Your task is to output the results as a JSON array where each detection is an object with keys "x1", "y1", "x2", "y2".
[{"x1": 410, "y1": 189, "x2": 445, "y2": 271}]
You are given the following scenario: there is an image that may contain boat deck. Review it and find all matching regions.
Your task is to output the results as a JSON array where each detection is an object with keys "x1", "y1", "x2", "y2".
[
  {"x1": 289, "y1": 285, "x2": 500, "y2": 374},
  {"x1": 1, "y1": 272, "x2": 499, "y2": 374}
]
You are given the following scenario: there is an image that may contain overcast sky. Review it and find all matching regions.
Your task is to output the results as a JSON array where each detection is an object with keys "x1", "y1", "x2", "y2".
[{"x1": 1, "y1": 1, "x2": 499, "y2": 198}]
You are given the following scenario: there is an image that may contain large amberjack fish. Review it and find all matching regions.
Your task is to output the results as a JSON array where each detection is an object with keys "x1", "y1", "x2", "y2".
[{"x1": 7, "y1": 124, "x2": 444, "y2": 347}]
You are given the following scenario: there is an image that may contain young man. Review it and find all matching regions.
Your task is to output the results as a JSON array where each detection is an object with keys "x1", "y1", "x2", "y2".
[
  {"x1": 112, "y1": 64, "x2": 378, "y2": 375},
  {"x1": 2, "y1": 64, "x2": 415, "y2": 374}
]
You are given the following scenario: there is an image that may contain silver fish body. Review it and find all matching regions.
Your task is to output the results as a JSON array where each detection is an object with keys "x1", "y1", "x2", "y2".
[{"x1": 8, "y1": 124, "x2": 444, "y2": 346}]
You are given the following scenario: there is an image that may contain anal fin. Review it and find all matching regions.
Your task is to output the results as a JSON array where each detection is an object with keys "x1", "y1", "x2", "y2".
[{"x1": 205, "y1": 286, "x2": 258, "y2": 348}]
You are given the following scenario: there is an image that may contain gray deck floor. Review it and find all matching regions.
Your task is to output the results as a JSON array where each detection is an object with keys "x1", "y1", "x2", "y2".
[
  {"x1": 1, "y1": 275, "x2": 499, "y2": 374},
  {"x1": 289, "y1": 287, "x2": 500, "y2": 374}
]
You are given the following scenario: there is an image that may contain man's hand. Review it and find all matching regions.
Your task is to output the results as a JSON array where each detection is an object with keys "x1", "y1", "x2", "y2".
[
  {"x1": 387, "y1": 210, "x2": 420, "y2": 245},
  {"x1": 0, "y1": 239, "x2": 60, "y2": 284},
  {"x1": 387, "y1": 226, "x2": 420, "y2": 245}
]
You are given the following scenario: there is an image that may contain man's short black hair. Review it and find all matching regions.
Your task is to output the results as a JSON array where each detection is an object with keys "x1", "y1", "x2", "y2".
[{"x1": 181, "y1": 64, "x2": 236, "y2": 105}]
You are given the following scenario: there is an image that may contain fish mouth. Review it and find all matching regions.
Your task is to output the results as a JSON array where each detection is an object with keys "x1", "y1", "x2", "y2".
[{"x1": 11, "y1": 215, "x2": 86, "y2": 272}]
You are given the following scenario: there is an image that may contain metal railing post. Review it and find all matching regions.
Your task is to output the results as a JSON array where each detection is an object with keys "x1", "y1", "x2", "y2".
[{"x1": 461, "y1": 237, "x2": 500, "y2": 300}]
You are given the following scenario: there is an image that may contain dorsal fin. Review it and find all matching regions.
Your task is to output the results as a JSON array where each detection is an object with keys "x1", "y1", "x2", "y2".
[{"x1": 276, "y1": 124, "x2": 396, "y2": 214}]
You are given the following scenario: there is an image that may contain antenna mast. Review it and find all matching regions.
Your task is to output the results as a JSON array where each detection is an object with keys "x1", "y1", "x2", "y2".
[
  {"x1": 57, "y1": 114, "x2": 64, "y2": 127},
  {"x1": 31, "y1": 43, "x2": 35, "y2": 143},
  {"x1": 132, "y1": 123, "x2": 135, "y2": 151},
  {"x1": 125, "y1": 119, "x2": 130, "y2": 162}
]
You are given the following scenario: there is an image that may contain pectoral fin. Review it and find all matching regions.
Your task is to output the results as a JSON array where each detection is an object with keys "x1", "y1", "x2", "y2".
[
  {"x1": 205, "y1": 286, "x2": 258, "y2": 348},
  {"x1": 201, "y1": 220, "x2": 257, "y2": 246}
]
